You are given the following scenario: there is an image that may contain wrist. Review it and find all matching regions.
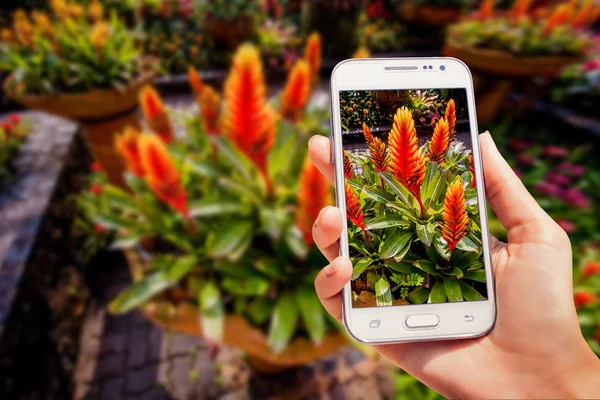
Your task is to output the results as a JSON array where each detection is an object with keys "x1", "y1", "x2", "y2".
[{"x1": 547, "y1": 344, "x2": 600, "y2": 399}]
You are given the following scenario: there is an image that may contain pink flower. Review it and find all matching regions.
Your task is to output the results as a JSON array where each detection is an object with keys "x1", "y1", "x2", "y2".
[
  {"x1": 561, "y1": 188, "x2": 590, "y2": 209},
  {"x1": 508, "y1": 138, "x2": 531, "y2": 152},
  {"x1": 556, "y1": 219, "x2": 575, "y2": 233},
  {"x1": 546, "y1": 172, "x2": 570, "y2": 186},
  {"x1": 513, "y1": 168, "x2": 522, "y2": 178},
  {"x1": 543, "y1": 145, "x2": 568, "y2": 158},
  {"x1": 582, "y1": 60, "x2": 600, "y2": 72},
  {"x1": 534, "y1": 182, "x2": 562, "y2": 196},
  {"x1": 516, "y1": 154, "x2": 536, "y2": 166}
]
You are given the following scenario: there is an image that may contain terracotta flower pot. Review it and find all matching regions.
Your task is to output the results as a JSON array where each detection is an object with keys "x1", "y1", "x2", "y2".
[
  {"x1": 124, "y1": 249, "x2": 348, "y2": 374},
  {"x1": 399, "y1": 3, "x2": 463, "y2": 27},
  {"x1": 4, "y1": 58, "x2": 158, "y2": 187}
]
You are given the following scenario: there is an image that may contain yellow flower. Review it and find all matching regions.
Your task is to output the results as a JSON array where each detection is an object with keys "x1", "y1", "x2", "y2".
[
  {"x1": 31, "y1": 11, "x2": 53, "y2": 36},
  {"x1": 90, "y1": 22, "x2": 110, "y2": 52},
  {"x1": 1, "y1": 28, "x2": 14, "y2": 43},
  {"x1": 51, "y1": 0, "x2": 70, "y2": 20},
  {"x1": 88, "y1": 0, "x2": 104, "y2": 21},
  {"x1": 69, "y1": 4, "x2": 85, "y2": 19}
]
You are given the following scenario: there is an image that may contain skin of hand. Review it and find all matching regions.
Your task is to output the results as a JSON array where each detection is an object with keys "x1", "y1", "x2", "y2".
[{"x1": 308, "y1": 132, "x2": 600, "y2": 399}]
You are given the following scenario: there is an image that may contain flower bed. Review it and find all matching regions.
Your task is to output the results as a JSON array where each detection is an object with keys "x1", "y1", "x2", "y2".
[{"x1": 0, "y1": 114, "x2": 29, "y2": 182}]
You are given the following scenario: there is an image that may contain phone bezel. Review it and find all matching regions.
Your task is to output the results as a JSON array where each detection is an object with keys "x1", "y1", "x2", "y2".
[{"x1": 330, "y1": 57, "x2": 497, "y2": 344}]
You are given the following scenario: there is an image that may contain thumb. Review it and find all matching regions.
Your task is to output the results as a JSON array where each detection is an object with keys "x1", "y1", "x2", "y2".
[{"x1": 479, "y1": 132, "x2": 556, "y2": 243}]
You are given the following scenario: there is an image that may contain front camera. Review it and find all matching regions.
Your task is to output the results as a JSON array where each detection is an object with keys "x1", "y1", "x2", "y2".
[{"x1": 440, "y1": 65, "x2": 446, "y2": 71}]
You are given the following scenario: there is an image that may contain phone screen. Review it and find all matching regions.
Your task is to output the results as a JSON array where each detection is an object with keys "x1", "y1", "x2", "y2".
[{"x1": 339, "y1": 88, "x2": 488, "y2": 308}]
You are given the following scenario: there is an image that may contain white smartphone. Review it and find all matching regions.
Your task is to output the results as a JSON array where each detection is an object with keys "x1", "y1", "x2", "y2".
[{"x1": 330, "y1": 58, "x2": 496, "y2": 344}]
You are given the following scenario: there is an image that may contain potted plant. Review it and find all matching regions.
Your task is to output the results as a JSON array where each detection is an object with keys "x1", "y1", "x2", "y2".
[
  {"x1": 551, "y1": 56, "x2": 600, "y2": 116},
  {"x1": 396, "y1": 0, "x2": 471, "y2": 27},
  {"x1": 0, "y1": 2, "x2": 157, "y2": 187},
  {"x1": 0, "y1": 114, "x2": 29, "y2": 182},
  {"x1": 78, "y1": 41, "x2": 352, "y2": 372}
]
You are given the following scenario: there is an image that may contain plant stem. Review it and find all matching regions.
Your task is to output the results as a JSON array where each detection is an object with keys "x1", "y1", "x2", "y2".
[{"x1": 362, "y1": 228, "x2": 374, "y2": 250}]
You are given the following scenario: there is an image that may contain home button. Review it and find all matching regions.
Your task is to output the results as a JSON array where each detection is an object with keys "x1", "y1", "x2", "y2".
[{"x1": 405, "y1": 314, "x2": 440, "y2": 329}]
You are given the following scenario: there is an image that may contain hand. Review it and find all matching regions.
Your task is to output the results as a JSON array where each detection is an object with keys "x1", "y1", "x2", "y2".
[{"x1": 308, "y1": 132, "x2": 600, "y2": 399}]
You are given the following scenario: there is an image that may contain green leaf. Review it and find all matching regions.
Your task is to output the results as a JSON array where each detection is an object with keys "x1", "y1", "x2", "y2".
[
  {"x1": 164, "y1": 256, "x2": 198, "y2": 282},
  {"x1": 443, "y1": 278, "x2": 463, "y2": 302},
  {"x1": 110, "y1": 234, "x2": 143, "y2": 250},
  {"x1": 416, "y1": 222, "x2": 436, "y2": 246},
  {"x1": 459, "y1": 281, "x2": 485, "y2": 301},
  {"x1": 448, "y1": 267, "x2": 464, "y2": 279},
  {"x1": 352, "y1": 257, "x2": 375, "y2": 280},
  {"x1": 253, "y1": 258, "x2": 285, "y2": 279},
  {"x1": 362, "y1": 185, "x2": 396, "y2": 204},
  {"x1": 222, "y1": 277, "x2": 269, "y2": 296},
  {"x1": 188, "y1": 201, "x2": 250, "y2": 218},
  {"x1": 93, "y1": 214, "x2": 137, "y2": 230},
  {"x1": 246, "y1": 297, "x2": 274, "y2": 325},
  {"x1": 386, "y1": 260, "x2": 422, "y2": 275},
  {"x1": 259, "y1": 207, "x2": 288, "y2": 240},
  {"x1": 199, "y1": 281, "x2": 224, "y2": 343},
  {"x1": 451, "y1": 250, "x2": 481, "y2": 270},
  {"x1": 428, "y1": 281, "x2": 446, "y2": 303},
  {"x1": 407, "y1": 286, "x2": 430, "y2": 304},
  {"x1": 365, "y1": 215, "x2": 409, "y2": 230},
  {"x1": 284, "y1": 226, "x2": 309, "y2": 259},
  {"x1": 380, "y1": 230, "x2": 414, "y2": 260},
  {"x1": 375, "y1": 276, "x2": 392, "y2": 306},
  {"x1": 462, "y1": 269, "x2": 487, "y2": 282},
  {"x1": 268, "y1": 292, "x2": 299, "y2": 353},
  {"x1": 211, "y1": 136, "x2": 255, "y2": 182},
  {"x1": 379, "y1": 172, "x2": 418, "y2": 210},
  {"x1": 206, "y1": 221, "x2": 253, "y2": 261},
  {"x1": 413, "y1": 260, "x2": 440, "y2": 276},
  {"x1": 296, "y1": 286, "x2": 326, "y2": 344},
  {"x1": 109, "y1": 271, "x2": 172, "y2": 314},
  {"x1": 456, "y1": 236, "x2": 478, "y2": 252},
  {"x1": 433, "y1": 234, "x2": 451, "y2": 261},
  {"x1": 421, "y1": 163, "x2": 450, "y2": 210},
  {"x1": 349, "y1": 241, "x2": 372, "y2": 256}
]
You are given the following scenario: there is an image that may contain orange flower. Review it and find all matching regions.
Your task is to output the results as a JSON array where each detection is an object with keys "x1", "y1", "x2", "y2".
[
  {"x1": 428, "y1": 118, "x2": 450, "y2": 164},
  {"x1": 477, "y1": 0, "x2": 495, "y2": 20},
  {"x1": 343, "y1": 150, "x2": 354, "y2": 179},
  {"x1": 31, "y1": 11, "x2": 52, "y2": 35},
  {"x1": 572, "y1": 0, "x2": 599, "y2": 28},
  {"x1": 345, "y1": 180, "x2": 365, "y2": 230},
  {"x1": 140, "y1": 86, "x2": 174, "y2": 143},
  {"x1": 441, "y1": 180, "x2": 469, "y2": 251},
  {"x1": 88, "y1": 0, "x2": 104, "y2": 21},
  {"x1": 139, "y1": 134, "x2": 188, "y2": 215},
  {"x1": 574, "y1": 290, "x2": 597, "y2": 308},
  {"x1": 363, "y1": 122, "x2": 388, "y2": 174},
  {"x1": 188, "y1": 66, "x2": 204, "y2": 97},
  {"x1": 280, "y1": 59, "x2": 311, "y2": 122},
  {"x1": 583, "y1": 261, "x2": 600, "y2": 278},
  {"x1": 469, "y1": 153, "x2": 476, "y2": 188},
  {"x1": 304, "y1": 32, "x2": 322, "y2": 85},
  {"x1": 353, "y1": 46, "x2": 371, "y2": 59},
  {"x1": 198, "y1": 85, "x2": 221, "y2": 135},
  {"x1": 511, "y1": 0, "x2": 531, "y2": 21},
  {"x1": 388, "y1": 107, "x2": 426, "y2": 198},
  {"x1": 224, "y1": 44, "x2": 275, "y2": 190},
  {"x1": 90, "y1": 21, "x2": 109, "y2": 53},
  {"x1": 116, "y1": 127, "x2": 145, "y2": 177},
  {"x1": 542, "y1": 4, "x2": 573, "y2": 34},
  {"x1": 296, "y1": 159, "x2": 332, "y2": 245},
  {"x1": 444, "y1": 99, "x2": 456, "y2": 141}
]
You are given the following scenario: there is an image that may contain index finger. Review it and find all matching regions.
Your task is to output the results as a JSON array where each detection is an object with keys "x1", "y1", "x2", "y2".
[{"x1": 308, "y1": 135, "x2": 335, "y2": 185}]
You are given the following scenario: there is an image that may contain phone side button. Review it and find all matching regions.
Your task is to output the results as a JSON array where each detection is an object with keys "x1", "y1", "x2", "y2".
[{"x1": 405, "y1": 314, "x2": 440, "y2": 329}]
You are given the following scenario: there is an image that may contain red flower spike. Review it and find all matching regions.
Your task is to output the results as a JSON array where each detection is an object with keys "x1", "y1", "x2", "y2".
[
  {"x1": 224, "y1": 44, "x2": 275, "y2": 192},
  {"x1": 116, "y1": 127, "x2": 145, "y2": 177},
  {"x1": 188, "y1": 66, "x2": 204, "y2": 96},
  {"x1": 441, "y1": 180, "x2": 469, "y2": 251},
  {"x1": 140, "y1": 86, "x2": 174, "y2": 143},
  {"x1": 198, "y1": 85, "x2": 221, "y2": 136},
  {"x1": 444, "y1": 99, "x2": 456, "y2": 141},
  {"x1": 477, "y1": 0, "x2": 495, "y2": 20},
  {"x1": 574, "y1": 290, "x2": 597, "y2": 308},
  {"x1": 280, "y1": 59, "x2": 311, "y2": 122},
  {"x1": 583, "y1": 261, "x2": 600, "y2": 278},
  {"x1": 572, "y1": 0, "x2": 599, "y2": 28},
  {"x1": 428, "y1": 117, "x2": 450, "y2": 164},
  {"x1": 363, "y1": 122, "x2": 389, "y2": 181},
  {"x1": 543, "y1": 4, "x2": 573, "y2": 34},
  {"x1": 469, "y1": 153, "x2": 476, "y2": 188},
  {"x1": 90, "y1": 185, "x2": 103, "y2": 195},
  {"x1": 388, "y1": 107, "x2": 426, "y2": 198},
  {"x1": 304, "y1": 32, "x2": 322, "y2": 85},
  {"x1": 343, "y1": 150, "x2": 354, "y2": 179},
  {"x1": 139, "y1": 134, "x2": 188, "y2": 215},
  {"x1": 95, "y1": 224, "x2": 106, "y2": 234},
  {"x1": 90, "y1": 162, "x2": 103, "y2": 172},
  {"x1": 345, "y1": 180, "x2": 365, "y2": 230},
  {"x1": 511, "y1": 0, "x2": 531, "y2": 21},
  {"x1": 296, "y1": 159, "x2": 332, "y2": 245}
]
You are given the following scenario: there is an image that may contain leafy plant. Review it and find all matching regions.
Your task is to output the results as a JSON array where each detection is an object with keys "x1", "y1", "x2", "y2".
[
  {"x1": 448, "y1": 0, "x2": 599, "y2": 56},
  {"x1": 340, "y1": 91, "x2": 390, "y2": 130},
  {"x1": 78, "y1": 40, "x2": 335, "y2": 353},
  {"x1": 0, "y1": 114, "x2": 29, "y2": 180},
  {"x1": 0, "y1": 1, "x2": 144, "y2": 95},
  {"x1": 573, "y1": 245, "x2": 600, "y2": 357},
  {"x1": 257, "y1": 19, "x2": 301, "y2": 70},
  {"x1": 552, "y1": 56, "x2": 600, "y2": 115},
  {"x1": 345, "y1": 96, "x2": 487, "y2": 307},
  {"x1": 197, "y1": 0, "x2": 262, "y2": 20}
]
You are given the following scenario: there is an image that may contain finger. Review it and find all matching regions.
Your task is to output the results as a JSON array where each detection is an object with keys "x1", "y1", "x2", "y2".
[
  {"x1": 479, "y1": 132, "x2": 555, "y2": 241},
  {"x1": 308, "y1": 135, "x2": 335, "y2": 185},
  {"x1": 313, "y1": 206, "x2": 343, "y2": 262},
  {"x1": 314, "y1": 256, "x2": 352, "y2": 322}
]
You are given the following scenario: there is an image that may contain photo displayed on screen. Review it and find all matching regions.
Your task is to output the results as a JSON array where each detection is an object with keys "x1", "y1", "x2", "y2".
[{"x1": 340, "y1": 88, "x2": 487, "y2": 308}]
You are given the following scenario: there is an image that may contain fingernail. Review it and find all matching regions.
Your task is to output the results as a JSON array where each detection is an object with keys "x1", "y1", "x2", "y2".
[
  {"x1": 308, "y1": 135, "x2": 321, "y2": 147},
  {"x1": 314, "y1": 205, "x2": 333, "y2": 229}
]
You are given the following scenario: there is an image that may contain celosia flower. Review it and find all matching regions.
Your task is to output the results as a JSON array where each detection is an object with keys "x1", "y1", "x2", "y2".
[
  {"x1": 543, "y1": 4, "x2": 573, "y2": 34},
  {"x1": 304, "y1": 32, "x2": 322, "y2": 85},
  {"x1": 296, "y1": 159, "x2": 332, "y2": 245},
  {"x1": 388, "y1": 107, "x2": 426, "y2": 199},
  {"x1": 345, "y1": 180, "x2": 365, "y2": 230},
  {"x1": 140, "y1": 86, "x2": 175, "y2": 143},
  {"x1": 574, "y1": 290, "x2": 597, "y2": 308},
  {"x1": 511, "y1": 0, "x2": 531, "y2": 21},
  {"x1": 428, "y1": 117, "x2": 450, "y2": 164},
  {"x1": 353, "y1": 47, "x2": 371, "y2": 59},
  {"x1": 363, "y1": 123, "x2": 388, "y2": 175},
  {"x1": 224, "y1": 44, "x2": 275, "y2": 190},
  {"x1": 139, "y1": 134, "x2": 188, "y2": 215},
  {"x1": 477, "y1": 0, "x2": 495, "y2": 20},
  {"x1": 116, "y1": 127, "x2": 145, "y2": 177},
  {"x1": 469, "y1": 153, "x2": 476, "y2": 188},
  {"x1": 280, "y1": 59, "x2": 311, "y2": 122},
  {"x1": 555, "y1": 219, "x2": 575, "y2": 233},
  {"x1": 188, "y1": 67, "x2": 204, "y2": 97},
  {"x1": 583, "y1": 261, "x2": 600, "y2": 277},
  {"x1": 441, "y1": 180, "x2": 469, "y2": 251},
  {"x1": 444, "y1": 99, "x2": 456, "y2": 141},
  {"x1": 198, "y1": 86, "x2": 221, "y2": 135},
  {"x1": 343, "y1": 150, "x2": 354, "y2": 179}
]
